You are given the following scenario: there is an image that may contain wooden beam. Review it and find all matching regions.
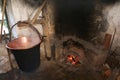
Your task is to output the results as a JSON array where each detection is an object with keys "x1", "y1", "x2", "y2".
[
  {"x1": 31, "y1": 0, "x2": 47, "y2": 24},
  {"x1": 17, "y1": 19, "x2": 44, "y2": 29},
  {"x1": 0, "y1": 0, "x2": 7, "y2": 42}
]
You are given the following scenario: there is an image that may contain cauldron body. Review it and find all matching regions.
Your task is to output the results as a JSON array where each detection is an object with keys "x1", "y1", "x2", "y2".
[
  {"x1": 6, "y1": 36, "x2": 41, "y2": 72},
  {"x1": 11, "y1": 43, "x2": 40, "y2": 72},
  {"x1": 6, "y1": 22, "x2": 42, "y2": 72}
]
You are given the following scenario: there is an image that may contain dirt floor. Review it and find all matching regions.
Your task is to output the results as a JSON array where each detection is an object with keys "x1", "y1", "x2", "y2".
[
  {"x1": 1, "y1": 39, "x2": 120, "y2": 80},
  {"x1": 0, "y1": 60, "x2": 106, "y2": 80}
]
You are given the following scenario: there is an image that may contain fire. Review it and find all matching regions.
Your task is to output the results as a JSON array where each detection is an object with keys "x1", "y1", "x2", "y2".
[{"x1": 67, "y1": 55, "x2": 80, "y2": 65}]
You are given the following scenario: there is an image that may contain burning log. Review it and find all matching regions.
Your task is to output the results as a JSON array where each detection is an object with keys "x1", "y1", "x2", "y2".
[{"x1": 67, "y1": 55, "x2": 81, "y2": 65}]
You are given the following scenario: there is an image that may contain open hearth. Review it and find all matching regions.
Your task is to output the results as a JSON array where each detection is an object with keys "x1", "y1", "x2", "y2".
[
  {"x1": 60, "y1": 38, "x2": 85, "y2": 65},
  {"x1": 0, "y1": 0, "x2": 120, "y2": 80}
]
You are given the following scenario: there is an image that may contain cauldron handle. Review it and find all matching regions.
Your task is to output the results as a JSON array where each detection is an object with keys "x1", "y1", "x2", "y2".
[{"x1": 9, "y1": 21, "x2": 43, "y2": 41}]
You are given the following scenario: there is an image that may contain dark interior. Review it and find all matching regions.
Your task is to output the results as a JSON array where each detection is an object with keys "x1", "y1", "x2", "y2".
[{"x1": 54, "y1": 0, "x2": 107, "y2": 40}]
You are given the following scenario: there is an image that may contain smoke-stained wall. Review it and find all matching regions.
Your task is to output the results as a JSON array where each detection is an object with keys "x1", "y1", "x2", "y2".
[
  {"x1": 103, "y1": 1, "x2": 120, "y2": 50},
  {"x1": 53, "y1": 0, "x2": 120, "y2": 49},
  {"x1": 54, "y1": 0, "x2": 106, "y2": 41}
]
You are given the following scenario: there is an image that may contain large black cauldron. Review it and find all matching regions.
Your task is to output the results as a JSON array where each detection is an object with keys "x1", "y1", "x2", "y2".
[{"x1": 6, "y1": 21, "x2": 42, "y2": 72}]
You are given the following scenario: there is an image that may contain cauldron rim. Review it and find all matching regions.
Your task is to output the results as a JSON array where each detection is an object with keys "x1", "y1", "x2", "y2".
[{"x1": 6, "y1": 36, "x2": 42, "y2": 50}]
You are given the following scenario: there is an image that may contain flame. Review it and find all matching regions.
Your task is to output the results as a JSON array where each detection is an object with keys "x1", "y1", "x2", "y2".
[
  {"x1": 72, "y1": 61, "x2": 76, "y2": 65},
  {"x1": 67, "y1": 55, "x2": 73, "y2": 61},
  {"x1": 67, "y1": 55, "x2": 80, "y2": 65}
]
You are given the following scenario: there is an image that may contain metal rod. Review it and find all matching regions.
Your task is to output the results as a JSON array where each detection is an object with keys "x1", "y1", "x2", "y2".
[{"x1": 108, "y1": 28, "x2": 116, "y2": 54}]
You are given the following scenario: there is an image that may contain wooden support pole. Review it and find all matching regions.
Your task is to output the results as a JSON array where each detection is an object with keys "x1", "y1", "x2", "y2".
[
  {"x1": 31, "y1": 0, "x2": 47, "y2": 24},
  {"x1": 0, "y1": 0, "x2": 6, "y2": 42},
  {"x1": 42, "y1": 1, "x2": 56, "y2": 60},
  {"x1": 4, "y1": 31, "x2": 14, "y2": 70}
]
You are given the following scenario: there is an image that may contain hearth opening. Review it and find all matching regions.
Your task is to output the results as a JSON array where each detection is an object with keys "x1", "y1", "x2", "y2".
[
  {"x1": 61, "y1": 39, "x2": 85, "y2": 65},
  {"x1": 67, "y1": 54, "x2": 81, "y2": 65}
]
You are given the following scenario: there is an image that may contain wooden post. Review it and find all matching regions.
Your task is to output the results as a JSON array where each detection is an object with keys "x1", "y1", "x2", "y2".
[
  {"x1": 4, "y1": 31, "x2": 14, "y2": 70},
  {"x1": 42, "y1": 1, "x2": 56, "y2": 60},
  {"x1": 31, "y1": 0, "x2": 47, "y2": 24},
  {"x1": 0, "y1": 0, "x2": 6, "y2": 42}
]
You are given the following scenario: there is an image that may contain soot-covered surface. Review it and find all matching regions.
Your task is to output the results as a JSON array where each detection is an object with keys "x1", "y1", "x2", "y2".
[
  {"x1": 54, "y1": 0, "x2": 95, "y2": 39},
  {"x1": 53, "y1": 0, "x2": 119, "y2": 40}
]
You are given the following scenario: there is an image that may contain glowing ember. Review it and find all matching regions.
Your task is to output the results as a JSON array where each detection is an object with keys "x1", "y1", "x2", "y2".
[
  {"x1": 67, "y1": 55, "x2": 73, "y2": 62},
  {"x1": 67, "y1": 55, "x2": 80, "y2": 65}
]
